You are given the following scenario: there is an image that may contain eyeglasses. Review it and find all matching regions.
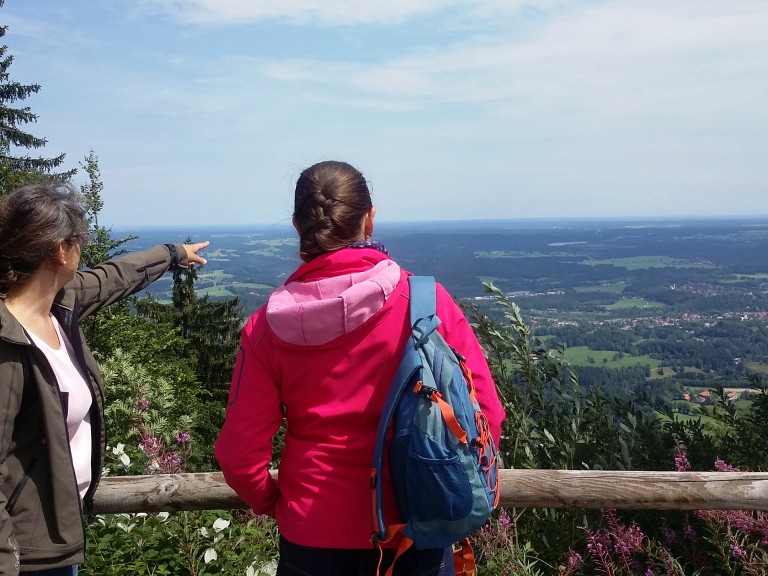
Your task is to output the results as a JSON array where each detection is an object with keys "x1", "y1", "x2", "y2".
[{"x1": 67, "y1": 232, "x2": 90, "y2": 249}]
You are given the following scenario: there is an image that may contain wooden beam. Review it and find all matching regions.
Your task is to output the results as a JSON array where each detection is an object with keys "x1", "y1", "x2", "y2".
[
  {"x1": 90, "y1": 469, "x2": 768, "y2": 514},
  {"x1": 497, "y1": 470, "x2": 768, "y2": 511}
]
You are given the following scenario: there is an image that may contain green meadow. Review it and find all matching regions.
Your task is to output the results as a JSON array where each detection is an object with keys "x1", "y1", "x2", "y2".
[
  {"x1": 573, "y1": 282, "x2": 627, "y2": 294},
  {"x1": 563, "y1": 346, "x2": 662, "y2": 369},
  {"x1": 582, "y1": 256, "x2": 718, "y2": 270},
  {"x1": 604, "y1": 297, "x2": 666, "y2": 310}
]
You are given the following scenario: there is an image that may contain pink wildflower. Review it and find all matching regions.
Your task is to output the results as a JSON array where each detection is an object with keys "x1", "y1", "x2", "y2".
[
  {"x1": 673, "y1": 443, "x2": 691, "y2": 472},
  {"x1": 175, "y1": 431, "x2": 191, "y2": 444},
  {"x1": 132, "y1": 395, "x2": 150, "y2": 412},
  {"x1": 161, "y1": 451, "x2": 182, "y2": 473},
  {"x1": 141, "y1": 435, "x2": 159, "y2": 452},
  {"x1": 561, "y1": 550, "x2": 583, "y2": 575},
  {"x1": 714, "y1": 458, "x2": 739, "y2": 472},
  {"x1": 730, "y1": 543, "x2": 747, "y2": 561}
]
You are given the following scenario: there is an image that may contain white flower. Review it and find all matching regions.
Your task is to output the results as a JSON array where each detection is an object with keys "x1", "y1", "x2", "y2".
[
  {"x1": 109, "y1": 443, "x2": 131, "y2": 467},
  {"x1": 212, "y1": 518, "x2": 231, "y2": 533},
  {"x1": 203, "y1": 548, "x2": 217, "y2": 563},
  {"x1": 247, "y1": 560, "x2": 277, "y2": 576},
  {"x1": 157, "y1": 512, "x2": 170, "y2": 521},
  {"x1": 199, "y1": 527, "x2": 209, "y2": 537}
]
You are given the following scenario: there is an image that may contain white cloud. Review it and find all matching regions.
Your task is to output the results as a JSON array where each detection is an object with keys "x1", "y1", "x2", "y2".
[
  {"x1": 5, "y1": 0, "x2": 768, "y2": 224},
  {"x1": 135, "y1": 0, "x2": 462, "y2": 26},
  {"x1": 235, "y1": 0, "x2": 768, "y2": 130}
]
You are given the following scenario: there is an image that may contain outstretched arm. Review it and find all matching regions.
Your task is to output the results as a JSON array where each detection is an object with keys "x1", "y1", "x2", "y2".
[{"x1": 70, "y1": 242, "x2": 210, "y2": 318}]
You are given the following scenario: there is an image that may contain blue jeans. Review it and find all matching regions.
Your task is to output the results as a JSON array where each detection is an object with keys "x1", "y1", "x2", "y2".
[
  {"x1": 25, "y1": 567, "x2": 78, "y2": 576},
  {"x1": 277, "y1": 537, "x2": 453, "y2": 576}
]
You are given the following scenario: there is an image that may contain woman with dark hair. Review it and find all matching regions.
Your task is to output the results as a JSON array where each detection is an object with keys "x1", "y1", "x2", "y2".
[
  {"x1": 0, "y1": 181, "x2": 208, "y2": 575},
  {"x1": 216, "y1": 161, "x2": 504, "y2": 576}
]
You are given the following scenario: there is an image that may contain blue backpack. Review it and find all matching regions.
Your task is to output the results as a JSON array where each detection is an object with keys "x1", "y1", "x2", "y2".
[{"x1": 370, "y1": 276, "x2": 499, "y2": 575}]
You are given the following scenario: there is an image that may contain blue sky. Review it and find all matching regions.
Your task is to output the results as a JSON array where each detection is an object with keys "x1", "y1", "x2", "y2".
[{"x1": 3, "y1": 1, "x2": 767, "y2": 228}]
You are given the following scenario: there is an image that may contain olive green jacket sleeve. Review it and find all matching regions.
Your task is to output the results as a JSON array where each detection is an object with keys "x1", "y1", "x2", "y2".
[{"x1": 67, "y1": 243, "x2": 192, "y2": 319}]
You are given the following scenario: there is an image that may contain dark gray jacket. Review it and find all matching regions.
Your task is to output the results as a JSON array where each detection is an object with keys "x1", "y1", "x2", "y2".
[{"x1": 0, "y1": 244, "x2": 190, "y2": 574}]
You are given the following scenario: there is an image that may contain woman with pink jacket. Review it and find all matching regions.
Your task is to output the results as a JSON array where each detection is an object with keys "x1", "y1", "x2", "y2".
[{"x1": 215, "y1": 161, "x2": 504, "y2": 576}]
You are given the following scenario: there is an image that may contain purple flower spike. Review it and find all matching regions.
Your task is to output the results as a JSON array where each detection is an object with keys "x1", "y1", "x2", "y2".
[
  {"x1": 132, "y1": 395, "x2": 150, "y2": 412},
  {"x1": 673, "y1": 443, "x2": 691, "y2": 472},
  {"x1": 714, "y1": 458, "x2": 739, "y2": 472}
]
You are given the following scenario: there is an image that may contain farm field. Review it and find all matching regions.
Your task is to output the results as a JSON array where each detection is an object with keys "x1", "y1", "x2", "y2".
[{"x1": 118, "y1": 217, "x2": 768, "y2": 398}]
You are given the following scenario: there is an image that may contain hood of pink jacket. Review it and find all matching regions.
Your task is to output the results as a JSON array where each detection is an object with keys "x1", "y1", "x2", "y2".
[{"x1": 265, "y1": 248, "x2": 402, "y2": 346}]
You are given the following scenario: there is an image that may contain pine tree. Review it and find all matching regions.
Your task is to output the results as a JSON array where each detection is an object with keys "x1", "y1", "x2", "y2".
[
  {"x1": 137, "y1": 258, "x2": 243, "y2": 404},
  {"x1": 135, "y1": 259, "x2": 243, "y2": 468},
  {"x1": 0, "y1": 1, "x2": 74, "y2": 192},
  {"x1": 79, "y1": 150, "x2": 136, "y2": 269},
  {"x1": 78, "y1": 151, "x2": 140, "y2": 350}
]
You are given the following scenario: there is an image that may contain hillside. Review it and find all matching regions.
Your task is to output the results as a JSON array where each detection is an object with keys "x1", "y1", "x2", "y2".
[{"x1": 121, "y1": 217, "x2": 768, "y2": 399}]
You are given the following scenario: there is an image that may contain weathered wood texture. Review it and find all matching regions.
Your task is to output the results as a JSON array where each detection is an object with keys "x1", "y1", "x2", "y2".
[
  {"x1": 497, "y1": 470, "x2": 768, "y2": 511},
  {"x1": 91, "y1": 469, "x2": 768, "y2": 514}
]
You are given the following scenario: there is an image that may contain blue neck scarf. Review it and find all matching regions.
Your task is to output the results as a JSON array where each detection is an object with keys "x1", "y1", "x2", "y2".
[{"x1": 347, "y1": 241, "x2": 389, "y2": 255}]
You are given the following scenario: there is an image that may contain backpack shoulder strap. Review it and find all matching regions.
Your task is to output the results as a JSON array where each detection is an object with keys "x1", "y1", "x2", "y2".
[
  {"x1": 370, "y1": 275, "x2": 438, "y2": 544},
  {"x1": 407, "y1": 275, "x2": 437, "y2": 325},
  {"x1": 408, "y1": 276, "x2": 440, "y2": 346}
]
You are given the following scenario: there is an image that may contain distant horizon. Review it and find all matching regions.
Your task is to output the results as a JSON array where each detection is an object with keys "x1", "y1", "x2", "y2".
[{"x1": 112, "y1": 213, "x2": 768, "y2": 234}]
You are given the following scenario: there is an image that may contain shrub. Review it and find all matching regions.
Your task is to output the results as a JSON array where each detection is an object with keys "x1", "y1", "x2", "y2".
[{"x1": 83, "y1": 510, "x2": 279, "y2": 576}]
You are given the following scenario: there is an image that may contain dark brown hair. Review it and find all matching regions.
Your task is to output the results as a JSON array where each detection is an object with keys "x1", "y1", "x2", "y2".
[
  {"x1": 0, "y1": 181, "x2": 88, "y2": 293},
  {"x1": 293, "y1": 161, "x2": 373, "y2": 262}
]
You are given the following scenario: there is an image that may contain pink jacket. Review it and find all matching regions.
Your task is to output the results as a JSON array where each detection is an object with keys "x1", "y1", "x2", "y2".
[{"x1": 215, "y1": 247, "x2": 504, "y2": 548}]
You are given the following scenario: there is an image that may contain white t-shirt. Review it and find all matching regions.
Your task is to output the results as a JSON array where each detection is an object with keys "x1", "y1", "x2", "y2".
[{"x1": 24, "y1": 315, "x2": 93, "y2": 499}]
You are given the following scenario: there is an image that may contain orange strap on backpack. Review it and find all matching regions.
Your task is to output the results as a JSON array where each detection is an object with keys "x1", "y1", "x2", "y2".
[
  {"x1": 453, "y1": 538, "x2": 477, "y2": 576},
  {"x1": 373, "y1": 526, "x2": 477, "y2": 576},
  {"x1": 412, "y1": 381, "x2": 469, "y2": 444},
  {"x1": 373, "y1": 523, "x2": 413, "y2": 576}
]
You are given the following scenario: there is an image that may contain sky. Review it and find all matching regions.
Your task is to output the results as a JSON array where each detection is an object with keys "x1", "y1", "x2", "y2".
[{"x1": 2, "y1": 1, "x2": 768, "y2": 228}]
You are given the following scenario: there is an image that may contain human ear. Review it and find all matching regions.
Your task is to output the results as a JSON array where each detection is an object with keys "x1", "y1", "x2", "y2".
[
  {"x1": 54, "y1": 242, "x2": 69, "y2": 265},
  {"x1": 364, "y1": 206, "x2": 376, "y2": 239}
]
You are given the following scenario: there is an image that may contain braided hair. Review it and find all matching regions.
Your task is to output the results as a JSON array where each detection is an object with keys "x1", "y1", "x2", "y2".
[{"x1": 293, "y1": 161, "x2": 373, "y2": 262}]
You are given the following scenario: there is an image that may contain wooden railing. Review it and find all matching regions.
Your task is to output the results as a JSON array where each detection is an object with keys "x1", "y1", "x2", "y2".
[{"x1": 91, "y1": 469, "x2": 768, "y2": 514}]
